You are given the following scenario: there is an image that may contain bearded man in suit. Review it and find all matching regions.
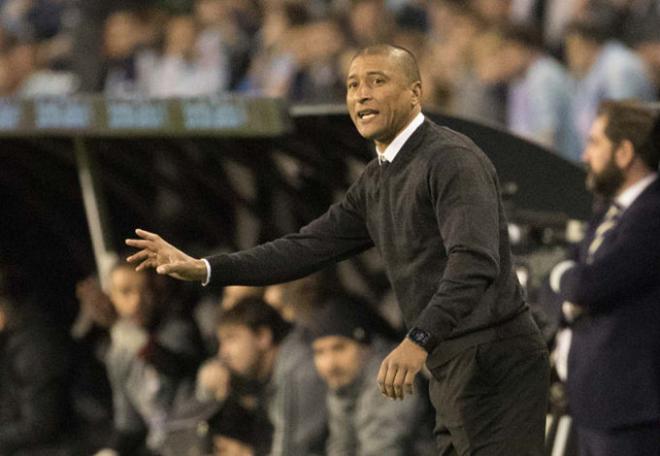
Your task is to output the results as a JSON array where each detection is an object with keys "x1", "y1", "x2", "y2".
[{"x1": 551, "y1": 100, "x2": 660, "y2": 456}]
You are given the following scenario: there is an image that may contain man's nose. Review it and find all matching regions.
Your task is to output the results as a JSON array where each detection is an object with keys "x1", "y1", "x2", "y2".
[{"x1": 356, "y1": 85, "x2": 372, "y2": 103}]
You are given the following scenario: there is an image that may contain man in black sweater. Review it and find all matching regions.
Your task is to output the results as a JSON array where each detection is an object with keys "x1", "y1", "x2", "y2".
[{"x1": 127, "y1": 44, "x2": 550, "y2": 455}]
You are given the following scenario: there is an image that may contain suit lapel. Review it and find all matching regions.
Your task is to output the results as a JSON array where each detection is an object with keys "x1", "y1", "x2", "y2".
[{"x1": 582, "y1": 178, "x2": 660, "y2": 263}]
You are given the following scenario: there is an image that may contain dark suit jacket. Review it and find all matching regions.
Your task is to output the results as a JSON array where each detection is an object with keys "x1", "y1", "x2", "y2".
[{"x1": 558, "y1": 177, "x2": 660, "y2": 430}]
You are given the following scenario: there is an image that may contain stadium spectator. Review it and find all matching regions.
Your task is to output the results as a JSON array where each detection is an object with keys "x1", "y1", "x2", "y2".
[
  {"x1": 237, "y1": 1, "x2": 310, "y2": 98},
  {"x1": 101, "y1": 10, "x2": 158, "y2": 98},
  {"x1": 289, "y1": 17, "x2": 347, "y2": 102},
  {"x1": 94, "y1": 260, "x2": 202, "y2": 456},
  {"x1": 347, "y1": 0, "x2": 393, "y2": 48},
  {"x1": 470, "y1": 0, "x2": 513, "y2": 25},
  {"x1": 263, "y1": 273, "x2": 330, "y2": 325},
  {"x1": 70, "y1": 276, "x2": 116, "y2": 454},
  {"x1": 0, "y1": 52, "x2": 15, "y2": 95},
  {"x1": 193, "y1": 0, "x2": 251, "y2": 90},
  {"x1": 426, "y1": 3, "x2": 505, "y2": 123},
  {"x1": 0, "y1": 270, "x2": 72, "y2": 455},
  {"x1": 564, "y1": 15, "x2": 657, "y2": 152},
  {"x1": 197, "y1": 296, "x2": 327, "y2": 456},
  {"x1": 309, "y1": 297, "x2": 434, "y2": 456},
  {"x1": 628, "y1": 9, "x2": 660, "y2": 97},
  {"x1": 149, "y1": 14, "x2": 229, "y2": 97},
  {"x1": 492, "y1": 23, "x2": 580, "y2": 160}
]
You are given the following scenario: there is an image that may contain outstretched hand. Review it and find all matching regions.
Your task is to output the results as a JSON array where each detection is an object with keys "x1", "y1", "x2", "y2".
[
  {"x1": 377, "y1": 338, "x2": 428, "y2": 400},
  {"x1": 125, "y1": 229, "x2": 207, "y2": 282}
]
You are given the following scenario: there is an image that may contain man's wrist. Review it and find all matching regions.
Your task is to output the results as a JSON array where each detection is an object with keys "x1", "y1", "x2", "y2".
[{"x1": 406, "y1": 327, "x2": 437, "y2": 353}]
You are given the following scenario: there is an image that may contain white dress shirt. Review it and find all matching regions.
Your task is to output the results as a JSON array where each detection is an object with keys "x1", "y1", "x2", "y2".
[{"x1": 376, "y1": 112, "x2": 425, "y2": 163}]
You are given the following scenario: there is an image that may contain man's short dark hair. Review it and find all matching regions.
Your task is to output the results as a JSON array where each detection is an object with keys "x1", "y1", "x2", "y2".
[
  {"x1": 598, "y1": 100, "x2": 660, "y2": 171},
  {"x1": 218, "y1": 296, "x2": 292, "y2": 344},
  {"x1": 352, "y1": 44, "x2": 421, "y2": 84}
]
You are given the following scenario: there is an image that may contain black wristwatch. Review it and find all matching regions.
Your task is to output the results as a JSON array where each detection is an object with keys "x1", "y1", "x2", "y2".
[{"x1": 406, "y1": 327, "x2": 436, "y2": 353}]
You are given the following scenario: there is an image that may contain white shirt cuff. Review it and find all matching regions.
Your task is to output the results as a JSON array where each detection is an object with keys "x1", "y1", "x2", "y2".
[
  {"x1": 201, "y1": 258, "x2": 211, "y2": 286},
  {"x1": 549, "y1": 260, "x2": 576, "y2": 294}
]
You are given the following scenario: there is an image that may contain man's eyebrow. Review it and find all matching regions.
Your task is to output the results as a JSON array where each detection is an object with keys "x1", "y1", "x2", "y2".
[{"x1": 346, "y1": 70, "x2": 388, "y2": 81}]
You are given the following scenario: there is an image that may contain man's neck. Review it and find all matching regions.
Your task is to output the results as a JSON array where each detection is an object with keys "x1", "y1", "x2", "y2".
[
  {"x1": 616, "y1": 167, "x2": 656, "y2": 197},
  {"x1": 375, "y1": 108, "x2": 422, "y2": 153}
]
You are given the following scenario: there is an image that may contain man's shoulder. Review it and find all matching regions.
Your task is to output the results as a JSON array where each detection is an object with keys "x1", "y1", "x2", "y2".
[
  {"x1": 626, "y1": 178, "x2": 660, "y2": 217},
  {"x1": 416, "y1": 119, "x2": 493, "y2": 169},
  {"x1": 419, "y1": 120, "x2": 484, "y2": 153}
]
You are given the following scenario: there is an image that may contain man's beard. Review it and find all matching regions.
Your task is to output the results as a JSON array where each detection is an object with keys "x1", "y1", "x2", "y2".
[{"x1": 586, "y1": 156, "x2": 625, "y2": 199}]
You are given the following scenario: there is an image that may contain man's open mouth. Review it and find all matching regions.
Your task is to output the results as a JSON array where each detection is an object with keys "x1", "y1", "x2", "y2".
[{"x1": 357, "y1": 109, "x2": 379, "y2": 120}]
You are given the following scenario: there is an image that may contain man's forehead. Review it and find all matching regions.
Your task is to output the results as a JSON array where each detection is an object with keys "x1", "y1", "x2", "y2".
[{"x1": 347, "y1": 53, "x2": 397, "y2": 77}]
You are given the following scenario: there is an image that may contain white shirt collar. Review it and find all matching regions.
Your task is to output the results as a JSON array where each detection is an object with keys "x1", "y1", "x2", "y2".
[
  {"x1": 376, "y1": 112, "x2": 425, "y2": 164},
  {"x1": 615, "y1": 173, "x2": 657, "y2": 210}
]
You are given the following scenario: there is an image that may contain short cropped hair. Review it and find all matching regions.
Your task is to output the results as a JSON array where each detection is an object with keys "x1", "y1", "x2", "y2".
[
  {"x1": 218, "y1": 296, "x2": 292, "y2": 344},
  {"x1": 352, "y1": 44, "x2": 421, "y2": 84},
  {"x1": 598, "y1": 100, "x2": 660, "y2": 171}
]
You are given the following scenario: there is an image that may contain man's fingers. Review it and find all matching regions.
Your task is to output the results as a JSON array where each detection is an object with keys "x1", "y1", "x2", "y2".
[
  {"x1": 383, "y1": 362, "x2": 398, "y2": 399},
  {"x1": 157, "y1": 261, "x2": 187, "y2": 276},
  {"x1": 126, "y1": 249, "x2": 150, "y2": 264},
  {"x1": 403, "y1": 370, "x2": 416, "y2": 396},
  {"x1": 377, "y1": 360, "x2": 388, "y2": 395},
  {"x1": 136, "y1": 258, "x2": 157, "y2": 272},
  {"x1": 392, "y1": 368, "x2": 407, "y2": 400},
  {"x1": 125, "y1": 238, "x2": 152, "y2": 250},
  {"x1": 135, "y1": 228, "x2": 159, "y2": 240}
]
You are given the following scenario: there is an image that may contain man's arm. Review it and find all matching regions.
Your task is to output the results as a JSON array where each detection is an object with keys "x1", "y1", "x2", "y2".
[
  {"x1": 414, "y1": 146, "x2": 501, "y2": 342},
  {"x1": 205, "y1": 197, "x2": 373, "y2": 286},
  {"x1": 558, "y1": 205, "x2": 660, "y2": 311},
  {"x1": 126, "y1": 179, "x2": 373, "y2": 285}
]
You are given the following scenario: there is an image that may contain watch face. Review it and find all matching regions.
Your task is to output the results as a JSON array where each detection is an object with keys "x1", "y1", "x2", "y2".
[{"x1": 409, "y1": 328, "x2": 430, "y2": 346}]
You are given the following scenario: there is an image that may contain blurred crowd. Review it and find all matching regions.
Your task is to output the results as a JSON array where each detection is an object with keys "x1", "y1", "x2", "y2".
[
  {"x1": 0, "y1": 255, "x2": 439, "y2": 456},
  {"x1": 0, "y1": 0, "x2": 659, "y2": 160}
]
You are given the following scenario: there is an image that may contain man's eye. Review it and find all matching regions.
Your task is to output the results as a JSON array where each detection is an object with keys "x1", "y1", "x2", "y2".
[
  {"x1": 347, "y1": 81, "x2": 357, "y2": 89},
  {"x1": 374, "y1": 78, "x2": 385, "y2": 85}
]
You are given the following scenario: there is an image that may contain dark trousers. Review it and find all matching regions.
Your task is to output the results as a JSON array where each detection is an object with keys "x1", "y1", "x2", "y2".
[
  {"x1": 576, "y1": 423, "x2": 660, "y2": 456},
  {"x1": 428, "y1": 334, "x2": 550, "y2": 456}
]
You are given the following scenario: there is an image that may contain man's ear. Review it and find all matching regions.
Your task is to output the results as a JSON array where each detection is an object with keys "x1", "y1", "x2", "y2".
[
  {"x1": 410, "y1": 81, "x2": 422, "y2": 106},
  {"x1": 615, "y1": 139, "x2": 635, "y2": 169}
]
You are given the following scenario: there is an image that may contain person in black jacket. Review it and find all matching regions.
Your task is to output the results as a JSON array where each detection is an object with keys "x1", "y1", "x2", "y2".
[
  {"x1": 0, "y1": 293, "x2": 71, "y2": 455},
  {"x1": 126, "y1": 44, "x2": 550, "y2": 455}
]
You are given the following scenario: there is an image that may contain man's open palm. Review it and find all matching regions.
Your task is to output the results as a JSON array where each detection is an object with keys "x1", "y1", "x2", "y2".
[{"x1": 125, "y1": 229, "x2": 207, "y2": 282}]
